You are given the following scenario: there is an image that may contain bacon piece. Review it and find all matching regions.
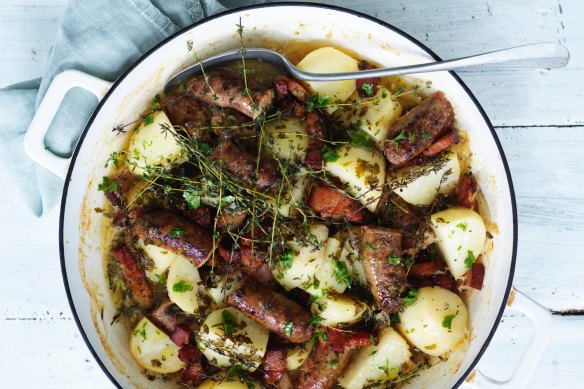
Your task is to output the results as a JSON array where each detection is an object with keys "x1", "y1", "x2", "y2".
[
  {"x1": 356, "y1": 60, "x2": 381, "y2": 98},
  {"x1": 409, "y1": 261, "x2": 439, "y2": 278},
  {"x1": 179, "y1": 345, "x2": 204, "y2": 385},
  {"x1": 470, "y1": 263, "x2": 485, "y2": 290},
  {"x1": 170, "y1": 324, "x2": 191, "y2": 347},
  {"x1": 275, "y1": 75, "x2": 308, "y2": 102},
  {"x1": 422, "y1": 130, "x2": 459, "y2": 157},
  {"x1": 308, "y1": 183, "x2": 370, "y2": 223},
  {"x1": 110, "y1": 245, "x2": 153, "y2": 309},
  {"x1": 303, "y1": 111, "x2": 326, "y2": 170},
  {"x1": 457, "y1": 175, "x2": 480, "y2": 209},
  {"x1": 178, "y1": 345, "x2": 201, "y2": 364},
  {"x1": 434, "y1": 273, "x2": 455, "y2": 290},
  {"x1": 326, "y1": 329, "x2": 374, "y2": 352},
  {"x1": 262, "y1": 344, "x2": 287, "y2": 383},
  {"x1": 150, "y1": 300, "x2": 185, "y2": 334}
]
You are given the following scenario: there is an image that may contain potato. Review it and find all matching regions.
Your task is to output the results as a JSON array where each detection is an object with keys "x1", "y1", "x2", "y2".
[
  {"x1": 276, "y1": 174, "x2": 310, "y2": 218},
  {"x1": 166, "y1": 254, "x2": 203, "y2": 314},
  {"x1": 339, "y1": 327, "x2": 411, "y2": 388},
  {"x1": 273, "y1": 224, "x2": 329, "y2": 292},
  {"x1": 313, "y1": 237, "x2": 347, "y2": 295},
  {"x1": 207, "y1": 273, "x2": 243, "y2": 308},
  {"x1": 325, "y1": 145, "x2": 386, "y2": 212},
  {"x1": 265, "y1": 117, "x2": 310, "y2": 161},
  {"x1": 397, "y1": 287, "x2": 469, "y2": 357},
  {"x1": 137, "y1": 239, "x2": 176, "y2": 282},
  {"x1": 351, "y1": 87, "x2": 403, "y2": 146},
  {"x1": 127, "y1": 111, "x2": 184, "y2": 176},
  {"x1": 129, "y1": 317, "x2": 184, "y2": 374},
  {"x1": 338, "y1": 232, "x2": 367, "y2": 286},
  {"x1": 197, "y1": 377, "x2": 252, "y2": 389},
  {"x1": 198, "y1": 307, "x2": 269, "y2": 372},
  {"x1": 296, "y1": 47, "x2": 358, "y2": 101},
  {"x1": 430, "y1": 207, "x2": 486, "y2": 279},
  {"x1": 392, "y1": 151, "x2": 461, "y2": 206},
  {"x1": 311, "y1": 293, "x2": 367, "y2": 328},
  {"x1": 286, "y1": 340, "x2": 314, "y2": 370}
]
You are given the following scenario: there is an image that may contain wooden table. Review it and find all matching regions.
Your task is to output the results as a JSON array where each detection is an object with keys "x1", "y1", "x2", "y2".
[{"x1": 1, "y1": 0, "x2": 582, "y2": 387}]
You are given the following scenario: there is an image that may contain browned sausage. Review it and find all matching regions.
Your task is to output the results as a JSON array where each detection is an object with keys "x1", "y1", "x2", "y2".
[
  {"x1": 161, "y1": 92, "x2": 208, "y2": 126},
  {"x1": 384, "y1": 91, "x2": 454, "y2": 167},
  {"x1": 110, "y1": 245, "x2": 153, "y2": 310},
  {"x1": 210, "y1": 108, "x2": 258, "y2": 141},
  {"x1": 308, "y1": 183, "x2": 370, "y2": 223},
  {"x1": 375, "y1": 190, "x2": 422, "y2": 249},
  {"x1": 188, "y1": 69, "x2": 274, "y2": 119},
  {"x1": 216, "y1": 209, "x2": 248, "y2": 231},
  {"x1": 133, "y1": 210, "x2": 215, "y2": 268},
  {"x1": 361, "y1": 226, "x2": 406, "y2": 314},
  {"x1": 296, "y1": 342, "x2": 357, "y2": 389},
  {"x1": 210, "y1": 140, "x2": 277, "y2": 190},
  {"x1": 227, "y1": 280, "x2": 313, "y2": 343}
]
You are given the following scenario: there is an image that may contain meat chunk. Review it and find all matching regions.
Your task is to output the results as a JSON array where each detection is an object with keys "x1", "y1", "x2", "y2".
[
  {"x1": 182, "y1": 205, "x2": 212, "y2": 228},
  {"x1": 110, "y1": 245, "x2": 153, "y2": 309},
  {"x1": 356, "y1": 60, "x2": 382, "y2": 98},
  {"x1": 210, "y1": 141, "x2": 277, "y2": 190},
  {"x1": 457, "y1": 174, "x2": 480, "y2": 209},
  {"x1": 303, "y1": 112, "x2": 327, "y2": 170},
  {"x1": 161, "y1": 92, "x2": 208, "y2": 126},
  {"x1": 384, "y1": 91, "x2": 454, "y2": 167},
  {"x1": 278, "y1": 372, "x2": 295, "y2": 389},
  {"x1": 102, "y1": 170, "x2": 140, "y2": 208},
  {"x1": 375, "y1": 189, "x2": 422, "y2": 249},
  {"x1": 326, "y1": 328, "x2": 375, "y2": 353},
  {"x1": 150, "y1": 300, "x2": 186, "y2": 334},
  {"x1": 360, "y1": 226, "x2": 406, "y2": 314},
  {"x1": 188, "y1": 69, "x2": 274, "y2": 119},
  {"x1": 296, "y1": 342, "x2": 357, "y2": 389},
  {"x1": 261, "y1": 344, "x2": 287, "y2": 384},
  {"x1": 227, "y1": 280, "x2": 313, "y2": 343},
  {"x1": 210, "y1": 109, "x2": 258, "y2": 141},
  {"x1": 274, "y1": 75, "x2": 309, "y2": 102},
  {"x1": 178, "y1": 345, "x2": 205, "y2": 385},
  {"x1": 422, "y1": 130, "x2": 459, "y2": 157},
  {"x1": 308, "y1": 183, "x2": 369, "y2": 223},
  {"x1": 469, "y1": 263, "x2": 485, "y2": 290},
  {"x1": 133, "y1": 210, "x2": 215, "y2": 268},
  {"x1": 216, "y1": 210, "x2": 248, "y2": 231},
  {"x1": 170, "y1": 324, "x2": 191, "y2": 347}
]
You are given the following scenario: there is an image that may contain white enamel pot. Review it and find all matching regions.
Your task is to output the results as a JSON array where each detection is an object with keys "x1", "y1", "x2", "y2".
[{"x1": 24, "y1": 3, "x2": 552, "y2": 388}]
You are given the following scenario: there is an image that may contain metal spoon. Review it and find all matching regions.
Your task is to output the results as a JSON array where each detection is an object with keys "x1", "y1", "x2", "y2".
[{"x1": 164, "y1": 42, "x2": 569, "y2": 93}]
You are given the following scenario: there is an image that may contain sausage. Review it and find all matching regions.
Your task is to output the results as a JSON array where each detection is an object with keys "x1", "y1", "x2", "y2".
[
  {"x1": 227, "y1": 280, "x2": 313, "y2": 343},
  {"x1": 384, "y1": 91, "x2": 454, "y2": 167},
  {"x1": 308, "y1": 183, "x2": 370, "y2": 223},
  {"x1": 374, "y1": 189, "x2": 422, "y2": 247},
  {"x1": 133, "y1": 210, "x2": 215, "y2": 268},
  {"x1": 360, "y1": 226, "x2": 406, "y2": 314},
  {"x1": 210, "y1": 109, "x2": 258, "y2": 141},
  {"x1": 274, "y1": 75, "x2": 309, "y2": 102},
  {"x1": 210, "y1": 141, "x2": 278, "y2": 190},
  {"x1": 161, "y1": 92, "x2": 208, "y2": 126},
  {"x1": 188, "y1": 69, "x2": 274, "y2": 119},
  {"x1": 110, "y1": 245, "x2": 153, "y2": 310},
  {"x1": 296, "y1": 342, "x2": 357, "y2": 389}
]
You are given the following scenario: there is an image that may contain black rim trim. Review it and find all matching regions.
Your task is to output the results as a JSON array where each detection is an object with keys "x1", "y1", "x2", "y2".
[{"x1": 59, "y1": 2, "x2": 518, "y2": 388}]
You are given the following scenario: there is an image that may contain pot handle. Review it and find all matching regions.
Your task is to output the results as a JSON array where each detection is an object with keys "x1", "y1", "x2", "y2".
[
  {"x1": 23, "y1": 70, "x2": 112, "y2": 179},
  {"x1": 463, "y1": 288, "x2": 553, "y2": 388}
]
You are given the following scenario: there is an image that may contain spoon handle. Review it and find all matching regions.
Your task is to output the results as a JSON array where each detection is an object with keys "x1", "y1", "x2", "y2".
[{"x1": 292, "y1": 42, "x2": 570, "y2": 82}]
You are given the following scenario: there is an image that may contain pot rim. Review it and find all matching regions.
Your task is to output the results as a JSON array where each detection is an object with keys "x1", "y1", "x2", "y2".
[{"x1": 58, "y1": 2, "x2": 518, "y2": 388}]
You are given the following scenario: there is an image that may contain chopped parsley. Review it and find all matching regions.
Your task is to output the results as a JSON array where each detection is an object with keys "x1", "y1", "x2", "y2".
[
  {"x1": 347, "y1": 129, "x2": 372, "y2": 148},
  {"x1": 221, "y1": 309, "x2": 238, "y2": 337},
  {"x1": 98, "y1": 176, "x2": 118, "y2": 192},
  {"x1": 442, "y1": 311, "x2": 459, "y2": 332},
  {"x1": 464, "y1": 250, "x2": 476, "y2": 268},
  {"x1": 421, "y1": 130, "x2": 431, "y2": 141},
  {"x1": 390, "y1": 313, "x2": 401, "y2": 324},
  {"x1": 323, "y1": 146, "x2": 339, "y2": 162},
  {"x1": 309, "y1": 316, "x2": 323, "y2": 326},
  {"x1": 199, "y1": 142, "x2": 213, "y2": 156},
  {"x1": 183, "y1": 188, "x2": 201, "y2": 209},
  {"x1": 456, "y1": 222, "x2": 468, "y2": 231},
  {"x1": 279, "y1": 250, "x2": 295, "y2": 270},
  {"x1": 284, "y1": 322, "x2": 294, "y2": 337},
  {"x1": 364, "y1": 242, "x2": 378, "y2": 252},
  {"x1": 169, "y1": 227, "x2": 184, "y2": 238},
  {"x1": 226, "y1": 363, "x2": 247, "y2": 380},
  {"x1": 143, "y1": 113, "x2": 154, "y2": 126},
  {"x1": 333, "y1": 260, "x2": 352, "y2": 286},
  {"x1": 386, "y1": 129, "x2": 406, "y2": 149},
  {"x1": 172, "y1": 280, "x2": 193, "y2": 293},
  {"x1": 400, "y1": 288, "x2": 419, "y2": 310},
  {"x1": 312, "y1": 331, "x2": 329, "y2": 343},
  {"x1": 326, "y1": 359, "x2": 339, "y2": 367},
  {"x1": 361, "y1": 83, "x2": 374, "y2": 97},
  {"x1": 306, "y1": 94, "x2": 332, "y2": 111},
  {"x1": 387, "y1": 253, "x2": 401, "y2": 265}
]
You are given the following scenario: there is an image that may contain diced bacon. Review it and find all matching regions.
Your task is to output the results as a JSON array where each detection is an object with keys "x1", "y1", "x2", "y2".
[
  {"x1": 274, "y1": 80, "x2": 289, "y2": 99},
  {"x1": 356, "y1": 60, "x2": 381, "y2": 98},
  {"x1": 326, "y1": 329, "x2": 374, "y2": 353},
  {"x1": 408, "y1": 261, "x2": 439, "y2": 278},
  {"x1": 170, "y1": 324, "x2": 191, "y2": 347},
  {"x1": 308, "y1": 183, "x2": 370, "y2": 223},
  {"x1": 470, "y1": 263, "x2": 485, "y2": 290},
  {"x1": 262, "y1": 345, "x2": 287, "y2": 383},
  {"x1": 181, "y1": 361, "x2": 204, "y2": 385},
  {"x1": 178, "y1": 345, "x2": 201, "y2": 364},
  {"x1": 422, "y1": 131, "x2": 459, "y2": 157},
  {"x1": 457, "y1": 175, "x2": 480, "y2": 209}
]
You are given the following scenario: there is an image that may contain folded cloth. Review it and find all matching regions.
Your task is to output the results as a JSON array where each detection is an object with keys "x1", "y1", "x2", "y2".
[{"x1": 0, "y1": 0, "x2": 233, "y2": 216}]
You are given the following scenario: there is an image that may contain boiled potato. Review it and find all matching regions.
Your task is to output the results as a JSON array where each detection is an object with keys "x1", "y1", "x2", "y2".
[
  {"x1": 325, "y1": 145, "x2": 386, "y2": 212},
  {"x1": 167, "y1": 254, "x2": 202, "y2": 314},
  {"x1": 265, "y1": 117, "x2": 310, "y2": 161},
  {"x1": 207, "y1": 273, "x2": 243, "y2": 308},
  {"x1": 197, "y1": 377, "x2": 252, "y2": 389},
  {"x1": 313, "y1": 237, "x2": 347, "y2": 295},
  {"x1": 311, "y1": 293, "x2": 367, "y2": 328},
  {"x1": 296, "y1": 47, "x2": 358, "y2": 101},
  {"x1": 137, "y1": 239, "x2": 176, "y2": 282},
  {"x1": 338, "y1": 227, "x2": 367, "y2": 286},
  {"x1": 198, "y1": 307, "x2": 269, "y2": 372},
  {"x1": 276, "y1": 174, "x2": 310, "y2": 218},
  {"x1": 273, "y1": 224, "x2": 329, "y2": 292},
  {"x1": 430, "y1": 207, "x2": 486, "y2": 279},
  {"x1": 339, "y1": 327, "x2": 411, "y2": 388},
  {"x1": 392, "y1": 151, "x2": 461, "y2": 206},
  {"x1": 286, "y1": 340, "x2": 314, "y2": 370},
  {"x1": 351, "y1": 87, "x2": 403, "y2": 146},
  {"x1": 129, "y1": 317, "x2": 184, "y2": 374},
  {"x1": 397, "y1": 287, "x2": 469, "y2": 357},
  {"x1": 127, "y1": 111, "x2": 184, "y2": 176}
]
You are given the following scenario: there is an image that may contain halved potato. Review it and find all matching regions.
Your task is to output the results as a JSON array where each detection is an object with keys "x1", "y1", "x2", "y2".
[
  {"x1": 286, "y1": 340, "x2": 314, "y2": 370},
  {"x1": 392, "y1": 151, "x2": 461, "y2": 206},
  {"x1": 127, "y1": 111, "x2": 183, "y2": 176},
  {"x1": 166, "y1": 254, "x2": 202, "y2": 314},
  {"x1": 397, "y1": 287, "x2": 469, "y2": 357},
  {"x1": 197, "y1": 307, "x2": 269, "y2": 372},
  {"x1": 325, "y1": 145, "x2": 386, "y2": 212},
  {"x1": 207, "y1": 273, "x2": 243, "y2": 308},
  {"x1": 339, "y1": 327, "x2": 411, "y2": 388},
  {"x1": 129, "y1": 317, "x2": 185, "y2": 374},
  {"x1": 351, "y1": 87, "x2": 403, "y2": 146},
  {"x1": 265, "y1": 117, "x2": 310, "y2": 161},
  {"x1": 197, "y1": 377, "x2": 253, "y2": 389},
  {"x1": 311, "y1": 293, "x2": 367, "y2": 328},
  {"x1": 275, "y1": 174, "x2": 310, "y2": 218},
  {"x1": 430, "y1": 207, "x2": 486, "y2": 278},
  {"x1": 313, "y1": 237, "x2": 347, "y2": 295},
  {"x1": 296, "y1": 47, "x2": 358, "y2": 101},
  {"x1": 137, "y1": 239, "x2": 176, "y2": 282}
]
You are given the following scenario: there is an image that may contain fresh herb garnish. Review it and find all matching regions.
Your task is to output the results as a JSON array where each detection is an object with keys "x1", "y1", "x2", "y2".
[
  {"x1": 361, "y1": 83, "x2": 374, "y2": 97},
  {"x1": 143, "y1": 113, "x2": 154, "y2": 126},
  {"x1": 172, "y1": 280, "x2": 193, "y2": 293},
  {"x1": 226, "y1": 363, "x2": 247, "y2": 380},
  {"x1": 169, "y1": 227, "x2": 184, "y2": 238},
  {"x1": 386, "y1": 129, "x2": 406, "y2": 149},
  {"x1": 333, "y1": 260, "x2": 352, "y2": 286},
  {"x1": 279, "y1": 250, "x2": 295, "y2": 270},
  {"x1": 464, "y1": 250, "x2": 476, "y2": 268},
  {"x1": 284, "y1": 322, "x2": 294, "y2": 337},
  {"x1": 221, "y1": 309, "x2": 238, "y2": 337},
  {"x1": 400, "y1": 288, "x2": 418, "y2": 310},
  {"x1": 390, "y1": 313, "x2": 401, "y2": 324},
  {"x1": 387, "y1": 253, "x2": 401, "y2": 265},
  {"x1": 312, "y1": 331, "x2": 329, "y2": 343},
  {"x1": 326, "y1": 359, "x2": 339, "y2": 367},
  {"x1": 98, "y1": 176, "x2": 118, "y2": 192},
  {"x1": 323, "y1": 146, "x2": 339, "y2": 162},
  {"x1": 442, "y1": 310, "x2": 459, "y2": 331},
  {"x1": 309, "y1": 316, "x2": 323, "y2": 326},
  {"x1": 306, "y1": 94, "x2": 332, "y2": 111},
  {"x1": 199, "y1": 142, "x2": 213, "y2": 156},
  {"x1": 456, "y1": 222, "x2": 468, "y2": 231},
  {"x1": 347, "y1": 129, "x2": 372, "y2": 148},
  {"x1": 183, "y1": 188, "x2": 201, "y2": 209},
  {"x1": 365, "y1": 242, "x2": 378, "y2": 252}
]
